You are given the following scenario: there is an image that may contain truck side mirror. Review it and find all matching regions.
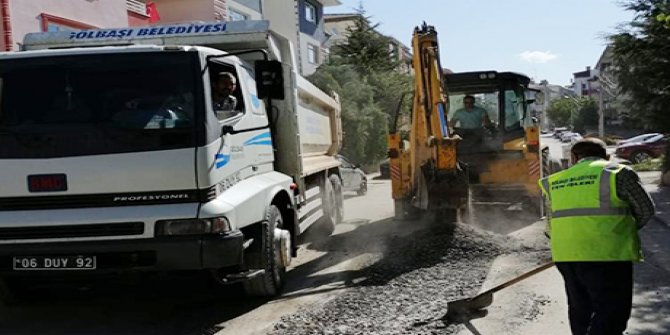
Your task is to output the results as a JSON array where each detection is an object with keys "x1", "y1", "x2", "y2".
[{"x1": 255, "y1": 60, "x2": 285, "y2": 100}]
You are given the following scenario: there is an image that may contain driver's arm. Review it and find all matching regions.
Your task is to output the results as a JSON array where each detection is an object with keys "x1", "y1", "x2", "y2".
[
  {"x1": 449, "y1": 112, "x2": 459, "y2": 128},
  {"x1": 448, "y1": 117, "x2": 458, "y2": 128},
  {"x1": 482, "y1": 110, "x2": 492, "y2": 127}
]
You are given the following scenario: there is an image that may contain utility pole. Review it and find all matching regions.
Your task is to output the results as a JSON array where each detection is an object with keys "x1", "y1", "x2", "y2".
[{"x1": 598, "y1": 85, "x2": 604, "y2": 138}]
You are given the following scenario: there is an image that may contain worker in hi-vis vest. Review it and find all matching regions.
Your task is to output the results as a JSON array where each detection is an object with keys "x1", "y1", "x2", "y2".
[{"x1": 539, "y1": 138, "x2": 655, "y2": 335}]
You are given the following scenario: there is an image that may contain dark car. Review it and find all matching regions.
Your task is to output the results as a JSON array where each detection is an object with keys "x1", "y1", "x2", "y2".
[
  {"x1": 615, "y1": 134, "x2": 667, "y2": 163},
  {"x1": 336, "y1": 155, "x2": 367, "y2": 195}
]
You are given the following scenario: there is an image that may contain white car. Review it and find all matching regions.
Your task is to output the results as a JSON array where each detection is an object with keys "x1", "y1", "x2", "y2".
[
  {"x1": 336, "y1": 155, "x2": 367, "y2": 196},
  {"x1": 569, "y1": 133, "x2": 584, "y2": 144},
  {"x1": 617, "y1": 133, "x2": 662, "y2": 147},
  {"x1": 560, "y1": 132, "x2": 581, "y2": 143}
]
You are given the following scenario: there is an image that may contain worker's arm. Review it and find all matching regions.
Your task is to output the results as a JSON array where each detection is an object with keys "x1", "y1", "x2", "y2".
[{"x1": 616, "y1": 167, "x2": 655, "y2": 229}]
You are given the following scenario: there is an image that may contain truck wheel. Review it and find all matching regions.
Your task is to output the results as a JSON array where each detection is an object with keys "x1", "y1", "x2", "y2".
[
  {"x1": 329, "y1": 175, "x2": 344, "y2": 223},
  {"x1": 311, "y1": 175, "x2": 338, "y2": 237},
  {"x1": 243, "y1": 205, "x2": 288, "y2": 297}
]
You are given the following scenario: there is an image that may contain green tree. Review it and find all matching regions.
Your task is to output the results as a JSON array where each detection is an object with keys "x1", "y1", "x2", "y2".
[
  {"x1": 609, "y1": 0, "x2": 670, "y2": 131},
  {"x1": 331, "y1": 12, "x2": 399, "y2": 75},
  {"x1": 573, "y1": 97, "x2": 599, "y2": 133},
  {"x1": 307, "y1": 12, "x2": 412, "y2": 167},
  {"x1": 546, "y1": 98, "x2": 576, "y2": 127}
]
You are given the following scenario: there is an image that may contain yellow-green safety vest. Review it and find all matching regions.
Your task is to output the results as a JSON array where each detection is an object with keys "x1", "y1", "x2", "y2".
[{"x1": 538, "y1": 159, "x2": 642, "y2": 262}]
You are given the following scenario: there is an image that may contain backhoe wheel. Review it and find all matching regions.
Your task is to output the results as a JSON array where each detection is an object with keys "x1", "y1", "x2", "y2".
[
  {"x1": 433, "y1": 208, "x2": 457, "y2": 225},
  {"x1": 458, "y1": 206, "x2": 472, "y2": 224},
  {"x1": 243, "y1": 205, "x2": 288, "y2": 297}
]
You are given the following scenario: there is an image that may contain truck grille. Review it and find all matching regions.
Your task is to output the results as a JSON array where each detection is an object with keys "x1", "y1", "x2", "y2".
[
  {"x1": 0, "y1": 222, "x2": 144, "y2": 240},
  {"x1": 0, "y1": 189, "x2": 207, "y2": 211}
]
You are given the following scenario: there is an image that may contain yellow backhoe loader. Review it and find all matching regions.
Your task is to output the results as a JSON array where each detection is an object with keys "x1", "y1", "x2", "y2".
[{"x1": 388, "y1": 23, "x2": 548, "y2": 226}]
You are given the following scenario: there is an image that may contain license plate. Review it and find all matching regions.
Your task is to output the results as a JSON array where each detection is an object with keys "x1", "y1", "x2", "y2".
[{"x1": 12, "y1": 255, "x2": 96, "y2": 271}]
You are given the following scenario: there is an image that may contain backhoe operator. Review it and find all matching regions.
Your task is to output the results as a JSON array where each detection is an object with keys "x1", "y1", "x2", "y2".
[{"x1": 448, "y1": 95, "x2": 492, "y2": 130}]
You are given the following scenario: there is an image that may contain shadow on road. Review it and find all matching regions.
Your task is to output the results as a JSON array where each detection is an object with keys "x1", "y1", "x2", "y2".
[
  {"x1": 0, "y1": 273, "x2": 268, "y2": 335},
  {"x1": 0, "y1": 199, "x2": 540, "y2": 335},
  {"x1": 631, "y1": 186, "x2": 670, "y2": 335}
]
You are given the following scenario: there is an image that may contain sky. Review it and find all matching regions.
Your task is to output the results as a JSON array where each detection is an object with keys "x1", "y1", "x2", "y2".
[{"x1": 325, "y1": 0, "x2": 634, "y2": 86}]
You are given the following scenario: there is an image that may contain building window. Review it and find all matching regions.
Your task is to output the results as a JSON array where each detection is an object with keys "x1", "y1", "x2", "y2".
[
  {"x1": 307, "y1": 44, "x2": 319, "y2": 64},
  {"x1": 40, "y1": 13, "x2": 96, "y2": 32},
  {"x1": 305, "y1": 2, "x2": 317, "y2": 23},
  {"x1": 126, "y1": 0, "x2": 148, "y2": 16},
  {"x1": 228, "y1": 9, "x2": 249, "y2": 21}
]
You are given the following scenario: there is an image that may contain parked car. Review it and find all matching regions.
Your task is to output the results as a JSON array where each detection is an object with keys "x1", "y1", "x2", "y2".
[
  {"x1": 616, "y1": 133, "x2": 662, "y2": 147},
  {"x1": 553, "y1": 127, "x2": 569, "y2": 139},
  {"x1": 569, "y1": 133, "x2": 584, "y2": 145},
  {"x1": 615, "y1": 134, "x2": 667, "y2": 163},
  {"x1": 560, "y1": 132, "x2": 581, "y2": 143},
  {"x1": 336, "y1": 155, "x2": 367, "y2": 195}
]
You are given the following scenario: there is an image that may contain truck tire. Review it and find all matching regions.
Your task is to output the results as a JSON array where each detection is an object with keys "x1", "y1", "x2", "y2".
[
  {"x1": 309, "y1": 175, "x2": 338, "y2": 237},
  {"x1": 329, "y1": 174, "x2": 344, "y2": 224},
  {"x1": 243, "y1": 205, "x2": 288, "y2": 297}
]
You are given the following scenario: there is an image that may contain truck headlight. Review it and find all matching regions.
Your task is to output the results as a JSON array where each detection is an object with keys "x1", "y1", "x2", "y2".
[{"x1": 155, "y1": 217, "x2": 231, "y2": 236}]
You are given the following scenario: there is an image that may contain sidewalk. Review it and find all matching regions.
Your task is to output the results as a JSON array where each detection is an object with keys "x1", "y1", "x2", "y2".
[{"x1": 456, "y1": 171, "x2": 670, "y2": 335}]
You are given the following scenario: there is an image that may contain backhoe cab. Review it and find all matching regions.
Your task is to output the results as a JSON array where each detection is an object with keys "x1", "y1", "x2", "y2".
[{"x1": 445, "y1": 71, "x2": 545, "y2": 225}]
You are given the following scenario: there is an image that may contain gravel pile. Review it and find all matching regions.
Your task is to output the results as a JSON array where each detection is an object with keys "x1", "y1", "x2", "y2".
[{"x1": 271, "y1": 221, "x2": 544, "y2": 335}]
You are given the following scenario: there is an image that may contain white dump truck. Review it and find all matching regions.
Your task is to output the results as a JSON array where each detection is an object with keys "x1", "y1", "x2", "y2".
[{"x1": 0, "y1": 20, "x2": 343, "y2": 299}]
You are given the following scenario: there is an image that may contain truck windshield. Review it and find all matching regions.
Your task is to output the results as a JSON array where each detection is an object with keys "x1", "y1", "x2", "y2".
[{"x1": 0, "y1": 52, "x2": 200, "y2": 159}]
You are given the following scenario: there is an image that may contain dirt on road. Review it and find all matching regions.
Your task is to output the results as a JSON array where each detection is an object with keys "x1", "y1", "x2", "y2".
[{"x1": 269, "y1": 217, "x2": 547, "y2": 335}]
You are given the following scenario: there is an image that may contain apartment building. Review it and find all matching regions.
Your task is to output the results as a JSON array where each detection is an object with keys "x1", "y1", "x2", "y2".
[
  {"x1": 263, "y1": 0, "x2": 340, "y2": 76},
  {"x1": 572, "y1": 66, "x2": 596, "y2": 97},
  {"x1": 0, "y1": 0, "x2": 149, "y2": 51},
  {"x1": 593, "y1": 46, "x2": 623, "y2": 125},
  {"x1": 150, "y1": 0, "x2": 338, "y2": 76}
]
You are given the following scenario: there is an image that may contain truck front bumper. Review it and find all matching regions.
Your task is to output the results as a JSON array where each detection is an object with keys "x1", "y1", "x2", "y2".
[{"x1": 0, "y1": 231, "x2": 244, "y2": 275}]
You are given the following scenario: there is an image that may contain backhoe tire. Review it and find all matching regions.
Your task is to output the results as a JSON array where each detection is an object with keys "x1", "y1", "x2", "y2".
[
  {"x1": 243, "y1": 205, "x2": 287, "y2": 297},
  {"x1": 434, "y1": 208, "x2": 457, "y2": 225}
]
